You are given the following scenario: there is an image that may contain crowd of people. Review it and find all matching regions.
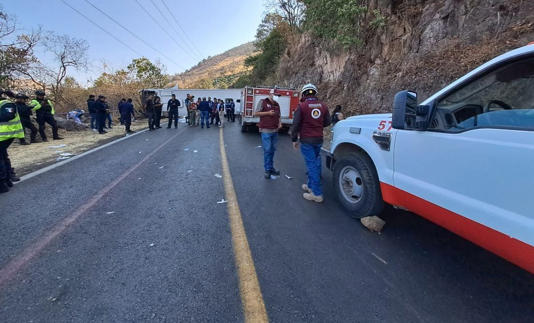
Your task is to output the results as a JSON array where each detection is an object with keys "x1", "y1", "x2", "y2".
[
  {"x1": 183, "y1": 94, "x2": 235, "y2": 128},
  {"x1": 0, "y1": 88, "x2": 64, "y2": 193},
  {"x1": 86, "y1": 95, "x2": 136, "y2": 134}
]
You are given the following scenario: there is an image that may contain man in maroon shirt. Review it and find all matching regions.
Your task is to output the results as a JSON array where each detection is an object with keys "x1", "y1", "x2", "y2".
[
  {"x1": 291, "y1": 84, "x2": 331, "y2": 202},
  {"x1": 254, "y1": 88, "x2": 282, "y2": 179}
]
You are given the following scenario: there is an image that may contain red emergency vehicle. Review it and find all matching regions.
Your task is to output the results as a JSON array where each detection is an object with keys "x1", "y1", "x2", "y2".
[{"x1": 240, "y1": 86, "x2": 300, "y2": 132}]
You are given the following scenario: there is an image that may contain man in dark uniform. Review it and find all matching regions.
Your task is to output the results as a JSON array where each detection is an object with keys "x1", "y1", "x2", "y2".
[
  {"x1": 153, "y1": 96, "x2": 163, "y2": 128},
  {"x1": 95, "y1": 95, "x2": 108, "y2": 134},
  {"x1": 291, "y1": 83, "x2": 331, "y2": 203},
  {"x1": 14, "y1": 92, "x2": 38, "y2": 145},
  {"x1": 145, "y1": 95, "x2": 155, "y2": 131},
  {"x1": 30, "y1": 90, "x2": 62, "y2": 141},
  {"x1": 0, "y1": 89, "x2": 25, "y2": 193},
  {"x1": 120, "y1": 98, "x2": 135, "y2": 134},
  {"x1": 87, "y1": 94, "x2": 97, "y2": 131},
  {"x1": 198, "y1": 97, "x2": 211, "y2": 129},
  {"x1": 167, "y1": 94, "x2": 180, "y2": 129}
]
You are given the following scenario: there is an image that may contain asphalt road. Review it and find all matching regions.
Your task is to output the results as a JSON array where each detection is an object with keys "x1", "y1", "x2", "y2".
[{"x1": 0, "y1": 121, "x2": 532, "y2": 322}]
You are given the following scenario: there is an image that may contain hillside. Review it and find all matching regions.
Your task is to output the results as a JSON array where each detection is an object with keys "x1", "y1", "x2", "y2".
[
  {"x1": 169, "y1": 42, "x2": 257, "y2": 89},
  {"x1": 273, "y1": 0, "x2": 534, "y2": 116}
]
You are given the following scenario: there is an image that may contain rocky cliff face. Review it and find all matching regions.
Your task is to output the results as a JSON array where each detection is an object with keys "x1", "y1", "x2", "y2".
[{"x1": 276, "y1": 0, "x2": 534, "y2": 115}]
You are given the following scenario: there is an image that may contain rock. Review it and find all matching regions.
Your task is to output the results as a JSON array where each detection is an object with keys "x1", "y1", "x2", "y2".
[
  {"x1": 360, "y1": 216, "x2": 386, "y2": 233},
  {"x1": 54, "y1": 116, "x2": 88, "y2": 131}
]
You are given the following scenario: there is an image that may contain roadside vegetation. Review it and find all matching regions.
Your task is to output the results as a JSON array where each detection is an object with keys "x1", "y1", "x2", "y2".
[{"x1": 232, "y1": 0, "x2": 387, "y2": 87}]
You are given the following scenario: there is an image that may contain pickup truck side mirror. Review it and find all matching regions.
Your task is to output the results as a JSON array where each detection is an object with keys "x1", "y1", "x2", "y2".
[{"x1": 392, "y1": 90, "x2": 418, "y2": 129}]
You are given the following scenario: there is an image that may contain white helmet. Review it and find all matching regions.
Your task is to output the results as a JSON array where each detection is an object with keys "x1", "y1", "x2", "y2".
[{"x1": 301, "y1": 83, "x2": 318, "y2": 96}]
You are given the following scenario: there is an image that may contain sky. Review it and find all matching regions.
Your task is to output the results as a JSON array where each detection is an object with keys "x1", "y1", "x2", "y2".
[{"x1": 2, "y1": 0, "x2": 265, "y2": 85}]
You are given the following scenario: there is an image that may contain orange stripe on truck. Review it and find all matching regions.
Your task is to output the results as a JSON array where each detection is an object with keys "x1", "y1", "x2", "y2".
[{"x1": 380, "y1": 182, "x2": 534, "y2": 274}]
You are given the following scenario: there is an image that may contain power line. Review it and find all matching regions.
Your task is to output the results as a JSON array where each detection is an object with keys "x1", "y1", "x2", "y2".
[
  {"x1": 60, "y1": 0, "x2": 143, "y2": 57},
  {"x1": 134, "y1": 0, "x2": 196, "y2": 64},
  {"x1": 149, "y1": 0, "x2": 200, "y2": 60},
  {"x1": 160, "y1": 0, "x2": 204, "y2": 58},
  {"x1": 84, "y1": 0, "x2": 185, "y2": 70}
]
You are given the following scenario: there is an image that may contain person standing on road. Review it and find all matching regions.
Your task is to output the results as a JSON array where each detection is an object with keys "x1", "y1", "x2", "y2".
[
  {"x1": 145, "y1": 94, "x2": 156, "y2": 131},
  {"x1": 254, "y1": 88, "x2": 282, "y2": 179},
  {"x1": 195, "y1": 97, "x2": 201, "y2": 126},
  {"x1": 291, "y1": 84, "x2": 331, "y2": 203},
  {"x1": 0, "y1": 89, "x2": 24, "y2": 193},
  {"x1": 198, "y1": 97, "x2": 211, "y2": 129},
  {"x1": 120, "y1": 98, "x2": 135, "y2": 134},
  {"x1": 188, "y1": 96, "x2": 197, "y2": 127},
  {"x1": 14, "y1": 92, "x2": 37, "y2": 145},
  {"x1": 226, "y1": 99, "x2": 236, "y2": 122},
  {"x1": 167, "y1": 94, "x2": 180, "y2": 129},
  {"x1": 153, "y1": 96, "x2": 163, "y2": 129},
  {"x1": 210, "y1": 97, "x2": 217, "y2": 125},
  {"x1": 217, "y1": 99, "x2": 224, "y2": 127},
  {"x1": 95, "y1": 95, "x2": 108, "y2": 134},
  {"x1": 30, "y1": 90, "x2": 63, "y2": 141},
  {"x1": 184, "y1": 94, "x2": 191, "y2": 125},
  {"x1": 117, "y1": 98, "x2": 126, "y2": 125},
  {"x1": 87, "y1": 94, "x2": 97, "y2": 132}
]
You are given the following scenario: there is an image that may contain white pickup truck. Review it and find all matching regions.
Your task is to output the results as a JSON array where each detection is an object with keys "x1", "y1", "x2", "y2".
[{"x1": 326, "y1": 44, "x2": 534, "y2": 273}]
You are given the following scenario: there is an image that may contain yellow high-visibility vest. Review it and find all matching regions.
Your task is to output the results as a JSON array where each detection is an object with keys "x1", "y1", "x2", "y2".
[
  {"x1": 0, "y1": 100, "x2": 25, "y2": 142},
  {"x1": 30, "y1": 99, "x2": 55, "y2": 115}
]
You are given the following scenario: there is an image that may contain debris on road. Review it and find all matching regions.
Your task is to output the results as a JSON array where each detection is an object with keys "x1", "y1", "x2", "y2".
[
  {"x1": 159, "y1": 166, "x2": 165, "y2": 169},
  {"x1": 360, "y1": 216, "x2": 386, "y2": 233},
  {"x1": 139, "y1": 151, "x2": 142, "y2": 154},
  {"x1": 193, "y1": 150, "x2": 198, "y2": 153},
  {"x1": 106, "y1": 211, "x2": 115, "y2": 215},
  {"x1": 371, "y1": 252, "x2": 388, "y2": 265},
  {"x1": 56, "y1": 156, "x2": 70, "y2": 161},
  {"x1": 48, "y1": 144, "x2": 67, "y2": 149},
  {"x1": 184, "y1": 148, "x2": 190, "y2": 151},
  {"x1": 187, "y1": 170, "x2": 193, "y2": 173},
  {"x1": 217, "y1": 199, "x2": 227, "y2": 204},
  {"x1": 285, "y1": 174, "x2": 293, "y2": 180},
  {"x1": 59, "y1": 153, "x2": 75, "y2": 157},
  {"x1": 214, "y1": 173, "x2": 222, "y2": 178},
  {"x1": 149, "y1": 243, "x2": 155, "y2": 247},
  {"x1": 256, "y1": 145, "x2": 262, "y2": 148}
]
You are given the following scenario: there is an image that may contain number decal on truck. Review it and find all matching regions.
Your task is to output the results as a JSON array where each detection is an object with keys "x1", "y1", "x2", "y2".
[{"x1": 378, "y1": 120, "x2": 393, "y2": 131}]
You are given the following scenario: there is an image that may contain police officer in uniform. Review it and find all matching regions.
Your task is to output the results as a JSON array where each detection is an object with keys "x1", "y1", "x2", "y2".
[
  {"x1": 153, "y1": 96, "x2": 163, "y2": 128},
  {"x1": 95, "y1": 95, "x2": 108, "y2": 134},
  {"x1": 30, "y1": 90, "x2": 63, "y2": 141},
  {"x1": 291, "y1": 84, "x2": 331, "y2": 203},
  {"x1": 14, "y1": 92, "x2": 38, "y2": 145},
  {"x1": 120, "y1": 98, "x2": 135, "y2": 134},
  {"x1": 167, "y1": 94, "x2": 180, "y2": 129},
  {"x1": 0, "y1": 89, "x2": 25, "y2": 193}
]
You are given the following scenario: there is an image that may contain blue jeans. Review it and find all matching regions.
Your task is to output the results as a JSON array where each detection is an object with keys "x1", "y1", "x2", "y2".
[
  {"x1": 201, "y1": 111, "x2": 210, "y2": 128},
  {"x1": 106, "y1": 113, "x2": 112, "y2": 128},
  {"x1": 90, "y1": 113, "x2": 97, "y2": 129},
  {"x1": 261, "y1": 132, "x2": 278, "y2": 172},
  {"x1": 300, "y1": 142, "x2": 323, "y2": 196}
]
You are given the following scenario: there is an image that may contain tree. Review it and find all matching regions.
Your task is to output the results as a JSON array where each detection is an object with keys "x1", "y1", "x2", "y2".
[
  {"x1": 269, "y1": 0, "x2": 306, "y2": 30},
  {"x1": 42, "y1": 33, "x2": 89, "y2": 102},
  {"x1": 0, "y1": 8, "x2": 41, "y2": 88},
  {"x1": 127, "y1": 57, "x2": 169, "y2": 88}
]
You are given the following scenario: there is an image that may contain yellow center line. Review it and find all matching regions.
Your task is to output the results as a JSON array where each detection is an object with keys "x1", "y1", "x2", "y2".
[{"x1": 219, "y1": 127, "x2": 269, "y2": 323}]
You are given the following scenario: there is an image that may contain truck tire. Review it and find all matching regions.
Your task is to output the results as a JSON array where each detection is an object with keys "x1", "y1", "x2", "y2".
[{"x1": 333, "y1": 152, "x2": 383, "y2": 218}]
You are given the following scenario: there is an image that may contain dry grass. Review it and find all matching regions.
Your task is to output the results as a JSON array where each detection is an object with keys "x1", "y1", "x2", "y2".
[{"x1": 8, "y1": 120, "x2": 147, "y2": 176}]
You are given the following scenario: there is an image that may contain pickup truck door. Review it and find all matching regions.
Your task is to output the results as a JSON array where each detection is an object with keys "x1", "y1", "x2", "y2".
[{"x1": 391, "y1": 55, "x2": 534, "y2": 272}]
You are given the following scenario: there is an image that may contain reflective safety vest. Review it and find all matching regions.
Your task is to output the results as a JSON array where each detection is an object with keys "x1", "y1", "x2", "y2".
[
  {"x1": 0, "y1": 100, "x2": 25, "y2": 142},
  {"x1": 30, "y1": 99, "x2": 55, "y2": 115}
]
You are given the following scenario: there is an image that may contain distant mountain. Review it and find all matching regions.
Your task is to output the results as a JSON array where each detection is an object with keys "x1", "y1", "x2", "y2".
[{"x1": 169, "y1": 42, "x2": 257, "y2": 89}]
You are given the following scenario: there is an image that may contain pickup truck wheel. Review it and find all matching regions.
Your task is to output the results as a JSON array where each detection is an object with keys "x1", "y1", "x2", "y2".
[{"x1": 333, "y1": 152, "x2": 383, "y2": 218}]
